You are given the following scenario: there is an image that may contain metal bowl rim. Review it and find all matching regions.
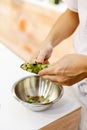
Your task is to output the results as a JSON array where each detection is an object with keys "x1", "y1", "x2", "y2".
[{"x1": 12, "y1": 75, "x2": 64, "y2": 105}]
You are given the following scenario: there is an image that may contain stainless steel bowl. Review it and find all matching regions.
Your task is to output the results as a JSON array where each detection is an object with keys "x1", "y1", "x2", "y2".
[{"x1": 12, "y1": 76, "x2": 64, "y2": 111}]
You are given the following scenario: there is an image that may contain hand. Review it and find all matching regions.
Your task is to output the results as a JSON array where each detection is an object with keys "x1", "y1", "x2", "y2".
[
  {"x1": 29, "y1": 42, "x2": 53, "y2": 64},
  {"x1": 38, "y1": 54, "x2": 87, "y2": 86}
]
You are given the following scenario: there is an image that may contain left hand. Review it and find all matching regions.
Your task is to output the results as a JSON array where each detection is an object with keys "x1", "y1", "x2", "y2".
[{"x1": 38, "y1": 54, "x2": 87, "y2": 86}]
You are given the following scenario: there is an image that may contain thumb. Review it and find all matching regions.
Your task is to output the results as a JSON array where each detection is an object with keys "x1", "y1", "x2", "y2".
[{"x1": 36, "y1": 51, "x2": 47, "y2": 63}]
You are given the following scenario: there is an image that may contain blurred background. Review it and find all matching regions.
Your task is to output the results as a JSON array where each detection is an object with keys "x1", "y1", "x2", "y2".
[{"x1": 0, "y1": 0, "x2": 73, "y2": 62}]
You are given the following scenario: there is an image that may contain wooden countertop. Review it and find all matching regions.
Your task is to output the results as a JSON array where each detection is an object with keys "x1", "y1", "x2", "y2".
[{"x1": 0, "y1": 1, "x2": 73, "y2": 63}]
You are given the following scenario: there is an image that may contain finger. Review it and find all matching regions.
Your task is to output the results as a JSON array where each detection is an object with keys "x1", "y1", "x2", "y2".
[
  {"x1": 38, "y1": 66, "x2": 56, "y2": 76},
  {"x1": 29, "y1": 52, "x2": 38, "y2": 63},
  {"x1": 42, "y1": 59, "x2": 50, "y2": 64},
  {"x1": 36, "y1": 50, "x2": 48, "y2": 63},
  {"x1": 37, "y1": 47, "x2": 50, "y2": 63},
  {"x1": 41, "y1": 75, "x2": 59, "y2": 83},
  {"x1": 41, "y1": 74, "x2": 73, "y2": 86},
  {"x1": 42, "y1": 75, "x2": 70, "y2": 86}
]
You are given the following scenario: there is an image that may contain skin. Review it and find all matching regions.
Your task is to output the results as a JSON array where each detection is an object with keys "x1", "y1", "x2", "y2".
[
  {"x1": 38, "y1": 54, "x2": 87, "y2": 86},
  {"x1": 29, "y1": 9, "x2": 87, "y2": 86},
  {"x1": 30, "y1": 9, "x2": 79, "y2": 63}
]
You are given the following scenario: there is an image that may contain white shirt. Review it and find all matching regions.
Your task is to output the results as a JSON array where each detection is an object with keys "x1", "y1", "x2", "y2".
[
  {"x1": 66, "y1": 0, "x2": 87, "y2": 54},
  {"x1": 64, "y1": 1, "x2": 87, "y2": 130}
]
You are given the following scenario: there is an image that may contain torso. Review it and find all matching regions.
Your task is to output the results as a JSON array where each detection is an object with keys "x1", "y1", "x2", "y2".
[{"x1": 74, "y1": 0, "x2": 87, "y2": 54}]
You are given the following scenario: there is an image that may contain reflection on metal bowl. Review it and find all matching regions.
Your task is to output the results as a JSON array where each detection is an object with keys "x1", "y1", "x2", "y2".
[{"x1": 12, "y1": 75, "x2": 64, "y2": 112}]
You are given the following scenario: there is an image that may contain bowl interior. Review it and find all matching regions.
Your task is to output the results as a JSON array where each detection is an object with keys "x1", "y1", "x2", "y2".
[{"x1": 14, "y1": 76, "x2": 63, "y2": 104}]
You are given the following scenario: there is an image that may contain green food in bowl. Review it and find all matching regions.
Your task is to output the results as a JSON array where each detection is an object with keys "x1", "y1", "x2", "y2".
[
  {"x1": 20, "y1": 63, "x2": 50, "y2": 74},
  {"x1": 12, "y1": 76, "x2": 64, "y2": 111},
  {"x1": 28, "y1": 95, "x2": 50, "y2": 104}
]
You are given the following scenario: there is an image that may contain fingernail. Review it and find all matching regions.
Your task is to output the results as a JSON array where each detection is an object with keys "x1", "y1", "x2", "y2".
[{"x1": 36, "y1": 60, "x2": 43, "y2": 64}]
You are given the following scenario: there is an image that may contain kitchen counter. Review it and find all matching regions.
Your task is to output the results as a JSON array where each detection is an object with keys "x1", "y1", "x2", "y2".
[
  {"x1": 0, "y1": 43, "x2": 81, "y2": 130},
  {"x1": 0, "y1": 2, "x2": 81, "y2": 129},
  {"x1": 0, "y1": 1, "x2": 73, "y2": 63}
]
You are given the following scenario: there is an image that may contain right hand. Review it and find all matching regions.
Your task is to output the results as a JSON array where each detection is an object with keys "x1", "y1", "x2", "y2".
[{"x1": 29, "y1": 42, "x2": 53, "y2": 64}]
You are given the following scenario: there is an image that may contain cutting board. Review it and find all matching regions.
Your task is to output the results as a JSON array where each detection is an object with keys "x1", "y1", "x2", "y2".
[{"x1": 0, "y1": 1, "x2": 73, "y2": 62}]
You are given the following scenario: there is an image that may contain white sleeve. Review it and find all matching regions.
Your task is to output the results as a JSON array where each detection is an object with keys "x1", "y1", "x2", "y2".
[{"x1": 63, "y1": 0, "x2": 78, "y2": 12}]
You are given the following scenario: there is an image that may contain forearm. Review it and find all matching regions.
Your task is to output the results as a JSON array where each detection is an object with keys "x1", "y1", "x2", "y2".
[
  {"x1": 79, "y1": 55, "x2": 87, "y2": 74},
  {"x1": 46, "y1": 9, "x2": 79, "y2": 47},
  {"x1": 31, "y1": 9, "x2": 79, "y2": 64}
]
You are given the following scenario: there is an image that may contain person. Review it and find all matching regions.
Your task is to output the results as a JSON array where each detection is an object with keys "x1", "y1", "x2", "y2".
[
  {"x1": 30, "y1": 0, "x2": 87, "y2": 130},
  {"x1": 38, "y1": 54, "x2": 87, "y2": 86}
]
